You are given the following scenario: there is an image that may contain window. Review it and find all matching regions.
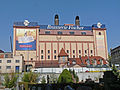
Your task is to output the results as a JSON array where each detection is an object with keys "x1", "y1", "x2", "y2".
[
  {"x1": 6, "y1": 66, "x2": 11, "y2": 69},
  {"x1": 41, "y1": 55, "x2": 43, "y2": 59},
  {"x1": 57, "y1": 31, "x2": 62, "y2": 35},
  {"x1": 81, "y1": 32, "x2": 86, "y2": 35},
  {"x1": 16, "y1": 60, "x2": 20, "y2": 63},
  {"x1": 79, "y1": 50, "x2": 81, "y2": 54},
  {"x1": 0, "y1": 60, "x2": 2, "y2": 63},
  {"x1": 67, "y1": 50, "x2": 69, "y2": 53},
  {"x1": 69, "y1": 32, "x2": 74, "y2": 35},
  {"x1": 62, "y1": 56, "x2": 65, "y2": 62},
  {"x1": 99, "y1": 32, "x2": 101, "y2": 35},
  {"x1": 91, "y1": 50, "x2": 93, "y2": 54},
  {"x1": 79, "y1": 55, "x2": 81, "y2": 58},
  {"x1": 54, "y1": 50, "x2": 56, "y2": 54},
  {"x1": 54, "y1": 55, "x2": 56, "y2": 59},
  {"x1": 85, "y1": 50, "x2": 87, "y2": 54},
  {"x1": 20, "y1": 54, "x2": 23, "y2": 56},
  {"x1": 31, "y1": 58, "x2": 33, "y2": 60},
  {"x1": 7, "y1": 60, "x2": 11, "y2": 63},
  {"x1": 0, "y1": 66, "x2": 1, "y2": 69},
  {"x1": 5, "y1": 54, "x2": 8, "y2": 58},
  {"x1": 48, "y1": 55, "x2": 50, "y2": 59},
  {"x1": 45, "y1": 31, "x2": 50, "y2": 34},
  {"x1": 48, "y1": 50, "x2": 50, "y2": 54},
  {"x1": 73, "y1": 50, "x2": 75, "y2": 53},
  {"x1": 72, "y1": 61, "x2": 76, "y2": 64},
  {"x1": 41, "y1": 50, "x2": 43, "y2": 54},
  {"x1": 73, "y1": 55, "x2": 75, "y2": 58}
]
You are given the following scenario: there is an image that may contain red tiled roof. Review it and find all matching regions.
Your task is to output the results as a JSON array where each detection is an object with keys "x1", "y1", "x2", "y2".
[
  {"x1": 35, "y1": 60, "x2": 59, "y2": 68},
  {"x1": 34, "y1": 56, "x2": 107, "y2": 68},
  {"x1": 58, "y1": 48, "x2": 68, "y2": 56},
  {"x1": 68, "y1": 56, "x2": 107, "y2": 66}
]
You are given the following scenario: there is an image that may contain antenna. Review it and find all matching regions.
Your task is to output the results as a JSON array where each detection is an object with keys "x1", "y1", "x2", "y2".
[{"x1": 10, "y1": 36, "x2": 13, "y2": 52}]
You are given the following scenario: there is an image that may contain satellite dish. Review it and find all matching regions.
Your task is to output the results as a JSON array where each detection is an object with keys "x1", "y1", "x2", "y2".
[{"x1": 24, "y1": 20, "x2": 30, "y2": 26}]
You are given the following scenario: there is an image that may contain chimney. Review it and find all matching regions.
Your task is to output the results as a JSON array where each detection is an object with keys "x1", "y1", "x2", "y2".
[
  {"x1": 54, "y1": 14, "x2": 59, "y2": 25},
  {"x1": 75, "y1": 16, "x2": 80, "y2": 26}
]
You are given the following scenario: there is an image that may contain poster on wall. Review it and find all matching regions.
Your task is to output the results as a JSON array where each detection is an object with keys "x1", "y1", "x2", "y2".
[{"x1": 16, "y1": 29, "x2": 36, "y2": 50}]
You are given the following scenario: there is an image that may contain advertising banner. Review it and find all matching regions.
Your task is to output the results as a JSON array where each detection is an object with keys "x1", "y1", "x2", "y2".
[{"x1": 16, "y1": 29, "x2": 36, "y2": 50}]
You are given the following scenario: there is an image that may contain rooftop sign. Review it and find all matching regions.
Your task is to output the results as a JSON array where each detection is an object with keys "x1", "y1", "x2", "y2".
[{"x1": 39, "y1": 25, "x2": 92, "y2": 30}]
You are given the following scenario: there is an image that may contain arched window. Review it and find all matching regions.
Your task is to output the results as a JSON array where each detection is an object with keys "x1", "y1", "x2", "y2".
[{"x1": 99, "y1": 32, "x2": 101, "y2": 35}]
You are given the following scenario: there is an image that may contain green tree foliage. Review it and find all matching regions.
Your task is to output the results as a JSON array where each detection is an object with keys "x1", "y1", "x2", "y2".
[
  {"x1": 3, "y1": 73, "x2": 18, "y2": 88},
  {"x1": 57, "y1": 69, "x2": 73, "y2": 83},
  {"x1": 41, "y1": 76, "x2": 46, "y2": 84},
  {"x1": 22, "y1": 71, "x2": 38, "y2": 83},
  {"x1": 108, "y1": 53, "x2": 112, "y2": 67},
  {"x1": 112, "y1": 65, "x2": 119, "y2": 78}
]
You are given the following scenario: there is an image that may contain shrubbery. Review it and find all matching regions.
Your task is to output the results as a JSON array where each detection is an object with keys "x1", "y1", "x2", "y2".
[{"x1": 57, "y1": 69, "x2": 73, "y2": 83}]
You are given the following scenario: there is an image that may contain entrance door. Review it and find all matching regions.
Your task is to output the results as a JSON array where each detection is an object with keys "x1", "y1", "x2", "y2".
[{"x1": 15, "y1": 66, "x2": 20, "y2": 73}]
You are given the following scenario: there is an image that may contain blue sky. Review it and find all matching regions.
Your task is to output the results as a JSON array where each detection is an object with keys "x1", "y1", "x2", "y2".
[{"x1": 0, "y1": 0, "x2": 120, "y2": 52}]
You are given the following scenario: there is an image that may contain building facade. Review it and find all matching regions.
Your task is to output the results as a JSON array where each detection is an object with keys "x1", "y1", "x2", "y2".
[
  {"x1": 0, "y1": 52, "x2": 23, "y2": 73},
  {"x1": 111, "y1": 46, "x2": 120, "y2": 67},
  {"x1": 13, "y1": 15, "x2": 108, "y2": 68}
]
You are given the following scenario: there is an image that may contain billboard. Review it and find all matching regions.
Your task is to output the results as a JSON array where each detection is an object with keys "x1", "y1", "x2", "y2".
[{"x1": 16, "y1": 29, "x2": 36, "y2": 50}]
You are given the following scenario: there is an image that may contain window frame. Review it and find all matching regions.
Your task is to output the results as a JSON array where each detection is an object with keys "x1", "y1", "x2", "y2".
[
  {"x1": 6, "y1": 66, "x2": 11, "y2": 69},
  {"x1": 69, "y1": 32, "x2": 74, "y2": 35},
  {"x1": 41, "y1": 55, "x2": 43, "y2": 59},
  {"x1": 15, "y1": 60, "x2": 20, "y2": 63},
  {"x1": 7, "y1": 60, "x2": 11, "y2": 63},
  {"x1": 48, "y1": 55, "x2": 50, "y2": 59},
  {"x1": 48, "y1": 50, "x2": 50, "y2": 54},
  {"x1": 45, "y1": 31, "x2": 50, "y2": 34},
  {"x1": 41, "y1": 50, "x2": 43, "y2": 54},
  {"x1": 81, "y1": 32, "x2": 86, "y2": 35},
  {"x1": 57, "y1": 31, "x2": 63, "y2": 35},
  {"x1": 54, "y1": 50, "x2": 56, "y2": 54},
  {"x1": 0, "y1": 60, "x2": 2, "y2": 63}
]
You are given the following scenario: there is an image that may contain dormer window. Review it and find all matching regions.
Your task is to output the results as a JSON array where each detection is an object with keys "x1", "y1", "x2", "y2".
[
  {"x1": 99, "y1": 59, "x2": 103, "y2": 65},
  {"x1": 72, "y1": 60, "x2": 76, "y2": 64}
]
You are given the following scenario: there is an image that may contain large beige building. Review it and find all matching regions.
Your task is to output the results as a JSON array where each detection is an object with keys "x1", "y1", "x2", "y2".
[{"x1": 13, "y1": 15, "x2": 108, "y2": 69}]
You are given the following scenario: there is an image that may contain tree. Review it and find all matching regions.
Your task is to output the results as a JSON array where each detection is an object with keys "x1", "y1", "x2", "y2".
[
  {"x1": 108, "y1": 53, "x2": 112, "y2": 67},
  {"x1": 22, "y1": 71, "x2": 38, "y2": 83},
  {"x1": 57, "y1": 69, "x2": 73, "y2": 83},
  {"x1": 41, "y1": 76, "x2": 46, "y2": 84},
  {"x1": 3, "y1": 73, "x2": 18, "y2": 88},
  {"x1": 112, "y1": 65, "x2": 119, "y2": 78}
]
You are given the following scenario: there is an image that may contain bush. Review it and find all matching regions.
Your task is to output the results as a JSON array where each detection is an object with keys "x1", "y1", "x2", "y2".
[
  {"x1": 57, "y1": 69, "x2": 73, "y2": 83},
  {"x1": 22, "y1": 71, "x2": 38, "y2": 83},
  {"x1": 3, "y1": 73, "x2": 18, "y2": 88},
  {"x1": 41, "y1": 76, "x2": 46, "y2": 84}
]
